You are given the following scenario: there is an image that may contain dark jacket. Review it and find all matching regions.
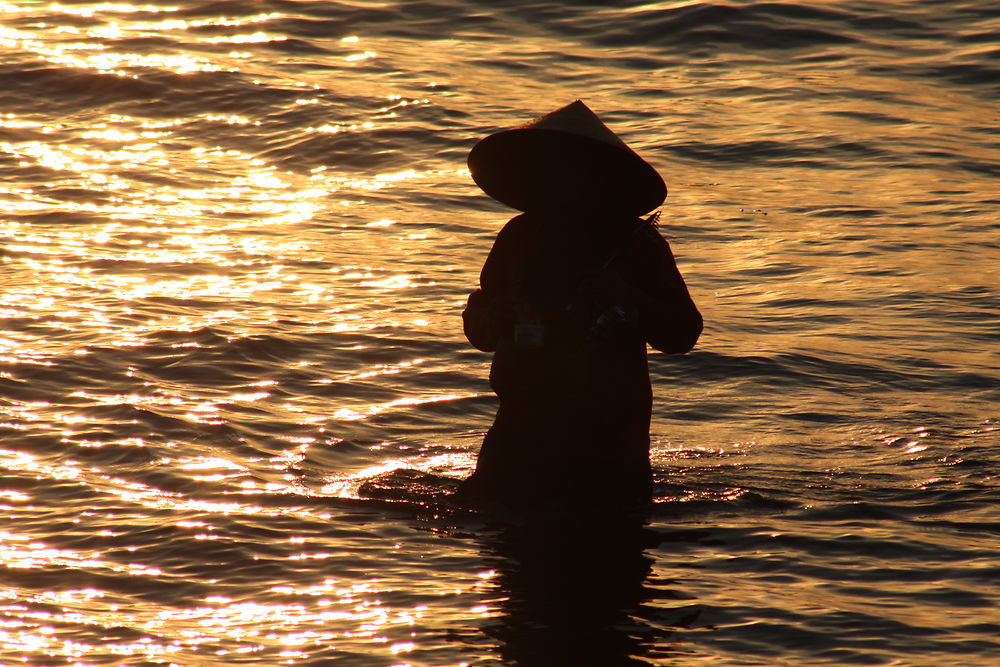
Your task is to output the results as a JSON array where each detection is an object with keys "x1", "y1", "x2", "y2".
[{"x1": 459, "y1": 212, "x2": 702, "y2": 511}]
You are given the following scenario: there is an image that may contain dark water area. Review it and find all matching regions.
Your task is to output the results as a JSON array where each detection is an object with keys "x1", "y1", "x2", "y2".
[{"x1": 1, "y1": 0, "x2": 999, "y2": 664}]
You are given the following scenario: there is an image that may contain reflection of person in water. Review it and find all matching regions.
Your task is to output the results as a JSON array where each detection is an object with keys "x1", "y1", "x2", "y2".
[
  {"x1": 482, "y1": 520, "x2": 657, "y2": 665},
  {"x1": 455, "y1": 100, "x2": 702, "y2": 514}
]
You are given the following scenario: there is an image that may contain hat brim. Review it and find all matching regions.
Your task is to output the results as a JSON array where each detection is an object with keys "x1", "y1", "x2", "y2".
[{"x1": 468, "y1": 128, "x2": 666, "y2": 216}]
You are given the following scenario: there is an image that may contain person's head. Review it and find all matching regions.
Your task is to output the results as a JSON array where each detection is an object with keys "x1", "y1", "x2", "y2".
[{"x1": 468, "y1": 100, "x2": 666, "y2": 219}]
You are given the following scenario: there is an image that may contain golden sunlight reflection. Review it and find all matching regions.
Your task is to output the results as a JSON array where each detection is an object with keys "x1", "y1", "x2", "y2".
[
  {"x1": 360, "y1": 275, "x2": 416, "y2": 290},
  {"x1": 329, "y1": 393, "x2": 470, "y2": 423},
  {"x1": 47, "y1": 4, "x2": 179, "y2": 17},
  {"x1": 0, "y1": 20, "x2": 226, "y2": 74},
  {"x1": 345, "y1": 50, "x2": 377, "y2": 63},
  {"x1": 308, "y1": 165, "x2": 459, "y2": 196},
  {"x1": 0, "y1": 447, "x2": 330, "y2": 520},
  {"x1": 0, "y1": 528, "x2": 161, "y2": 575},
  {"x1": 0, "y1": 567, "x2": 493, "y2": 661},
  {"x1": 0, "y1": 3, "x2": 357, "y2": 80},
  {"x1": 338, "y1": 359, "x2": 425, "y2": 382},
  {"x1": 321, "y1": 450, "x2": 476, "y2": 499},
  {"x1": 202, "y1": 32, "x2": 285, "y2": 45},
  {"x1": 0, "y1": 11, "x2": 500, "y2": 659}
]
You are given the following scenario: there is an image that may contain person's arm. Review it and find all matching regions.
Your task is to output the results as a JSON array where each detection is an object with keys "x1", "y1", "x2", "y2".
[
  {"x1": 613, "y1": 227, "x2": 702, "y2": 354},
  {"x1": 462, "y1": 288, "x2": 513, "y2": 352},
  {"x1": 462, "y1": 219, "x2": 521, "y2": 352}
]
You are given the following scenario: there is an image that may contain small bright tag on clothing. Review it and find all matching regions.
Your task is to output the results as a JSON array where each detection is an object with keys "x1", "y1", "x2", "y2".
[{"x1": 514, "y1": 322, "x2": 544, "y2": 348}]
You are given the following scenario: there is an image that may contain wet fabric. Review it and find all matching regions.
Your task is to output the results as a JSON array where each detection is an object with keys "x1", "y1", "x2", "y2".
[{"x1": 458, "y1": 212, "x2": 702, "y2": 512}]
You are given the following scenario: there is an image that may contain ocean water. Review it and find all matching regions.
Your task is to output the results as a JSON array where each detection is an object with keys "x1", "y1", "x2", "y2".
[{"x1": 1, "y1": 0, "x2": 999, "y2": 665}]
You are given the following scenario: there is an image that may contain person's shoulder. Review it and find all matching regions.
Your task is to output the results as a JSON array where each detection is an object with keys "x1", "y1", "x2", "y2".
[
  {"x1": 504, "y1": 212, "x2": 536, "y2": 229},
  {"x1": 496, "y1": 212, "x2": 537, "y2": 240},
  {"x1": 631, "y1": 219, "x2": 678, "y2": 264},
  {"x1": 638, "y1": 218, "x2": 669, "y2": 245}
]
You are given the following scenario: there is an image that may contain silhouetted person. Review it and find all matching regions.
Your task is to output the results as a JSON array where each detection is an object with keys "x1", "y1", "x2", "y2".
[{"x1": 455, "y1": 100, "x2": 702, "y2": 514}]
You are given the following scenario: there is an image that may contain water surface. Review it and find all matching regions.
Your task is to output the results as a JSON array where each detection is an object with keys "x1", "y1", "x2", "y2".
[{"x1": 1, "y1": 0, "x2": 998, "y2": 664}]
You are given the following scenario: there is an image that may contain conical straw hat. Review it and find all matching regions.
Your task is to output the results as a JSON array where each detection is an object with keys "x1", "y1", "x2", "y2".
[{"x1": 468, "y1": 100, "x2": 666, "y2": 216}]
